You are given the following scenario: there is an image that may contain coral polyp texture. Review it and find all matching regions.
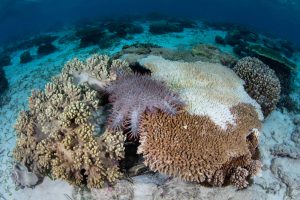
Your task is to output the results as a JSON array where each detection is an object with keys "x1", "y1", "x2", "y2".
[
  {"x1": 13, "y1": 54, "x2": 127, "y2": 189},
  {"x1": 138, "y1": 55, "x2": 264, "y2": 129},
  {"x1": 233, "y1": 57, "x2": 281, "y2": 116},
  {"x1": 138, "y1": 103, "x2": 262, "y2": 189},
  {"x1": 105, "y1": 73, "x2": 185, "y2": 138},
  {"x1": 61, "y1": 54, "x2": 131, "y2": 91}
]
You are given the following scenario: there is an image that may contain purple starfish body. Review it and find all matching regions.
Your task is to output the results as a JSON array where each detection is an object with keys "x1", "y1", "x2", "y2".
[{"x1": 106, "y1": 73, "x2": 185, "y2": 138}]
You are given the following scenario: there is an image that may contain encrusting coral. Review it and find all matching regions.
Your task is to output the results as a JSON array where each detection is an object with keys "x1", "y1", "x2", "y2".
[
  {"x1": 138, "y1": 103, "x2": 262, "y2": 189},
  {"x1": 13, "y1": 54, "x2": 128, "y2": 189},
  {"x1": 105, "y1": 73, "x2": 185, "y2": 138},
  {"x1": 233, "y1": 57, "x2": 281, "y2": 116}
]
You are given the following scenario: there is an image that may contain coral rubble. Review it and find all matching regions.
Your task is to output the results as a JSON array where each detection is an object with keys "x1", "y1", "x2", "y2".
[
  {"x1": 233, "y1": 57, "x2": 281, "y2": 116},
  {"x1": 11, "y1": 163, "x2": 39, "y2": 188},
  {"x1": 138, "y1": 103, "x2": 262, "y2": 189}
]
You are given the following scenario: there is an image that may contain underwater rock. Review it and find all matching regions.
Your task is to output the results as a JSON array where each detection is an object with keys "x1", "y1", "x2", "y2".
[
  {"x1": 271, "y1": 144, "x2": 300, "y2": 159},
  {"x1": 106, "y1": 73, "x2": 185, "y2": 138},
  {"x1": 0, "y1": 54, "x2": 11, "y2": 68},
  {"x1": 11, "y1": 163, "x2": 39, "y2": 188},
  {"x1": 37, "y1": 43, "x2": 57, "y2": 56},
  {"x1": 233, "y1": 57, "x2": 281, "y2": 117},
  {"x1": 291, "y1": 126, "x2": 300, "y2": 147},
  {"x1": 191, "y1": 44, "x2": 237, "y2": 66},
  {"x1": 149, "y1": 21, "x2": 184, "y2": 35},
  {"x1": 75, "y1": 26, "x2": 106, "y2": 48},
  {"x1": 20, "y1": 51, "x2": 33, "y2": 63},
  {"x1": 271, "y1": 158, "x2": 300, "y2": 200},
  {"x1": 0, "y1": 67, "x2": 8, "y2": 94},
  {"x1": 3, "y1": 35, "x2": 58, "y2": 54},
  {"x1": 105, "y1": 21, "x2": 143, "y2": 38},
  {"x1": 225, "y1": 28, "x2": 259, "y2": 46},
  {"x1": 215, "y1": 35, "x2": 226, "y2": 45}
]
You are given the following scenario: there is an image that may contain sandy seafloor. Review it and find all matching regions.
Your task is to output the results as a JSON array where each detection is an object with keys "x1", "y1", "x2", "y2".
[{"x1": 0, "y1": 21, "x2": 300, "y2": 200}]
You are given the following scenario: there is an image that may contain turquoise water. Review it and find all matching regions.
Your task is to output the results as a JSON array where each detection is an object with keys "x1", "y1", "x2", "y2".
[{"x1": 0, "y1": 1, "x2": 300, "y2": 200}]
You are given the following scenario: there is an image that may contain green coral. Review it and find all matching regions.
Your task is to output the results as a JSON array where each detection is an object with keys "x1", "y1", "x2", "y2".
[{"x1": 13, "y1": 54, "x2": 128, "y2": 189}]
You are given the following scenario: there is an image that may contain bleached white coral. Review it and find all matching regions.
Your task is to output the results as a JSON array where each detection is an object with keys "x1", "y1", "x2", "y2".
[{"x1": 139, "y1": 55, "x2": 263, "y2": 129}]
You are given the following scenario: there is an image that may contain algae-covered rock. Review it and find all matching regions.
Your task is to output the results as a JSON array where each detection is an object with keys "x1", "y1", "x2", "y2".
[
  {"x1": 191, "y1": 44, "x2": 237, "y2": 66},
  {"x1": 248, "y1": 44, "x2": 296, "y2": 71}
]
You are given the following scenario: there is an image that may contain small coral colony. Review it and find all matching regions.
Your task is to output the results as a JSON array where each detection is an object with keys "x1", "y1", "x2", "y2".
[{"x1": 13, "y1": 45, "x2": 282, "y2": 189}]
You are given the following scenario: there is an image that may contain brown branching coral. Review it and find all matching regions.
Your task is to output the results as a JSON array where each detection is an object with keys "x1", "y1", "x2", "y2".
[
  {"x1": 233, "y1": 57, "x2": 281, "y2": 116},
  {"x1": 13, "y1": 54, "x2": 127, "y2": 189},
  {"x1": 138, "y1": 103, "x2": 261, "y2": 189}
]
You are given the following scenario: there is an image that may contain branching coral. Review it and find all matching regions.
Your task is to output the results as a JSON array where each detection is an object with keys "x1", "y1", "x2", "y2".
[
  {"x1": 139, "y1": 55, "x2": 263, "y2": 129},
  {"x1": 138, "y1": 103, "x2": 262, "y2": 189},
  {"x1": 61, "y1": 54, "x2": 131, "y2": 91},
  {"x1": 13, "y1": 54, "x2": 127, "y2": 189},
  {"x1": 105, "y1": 73, "x2": 185, "y2": 138},
  {"x1": 233, "y1": 57, "x2": 281, "y2": 116}
]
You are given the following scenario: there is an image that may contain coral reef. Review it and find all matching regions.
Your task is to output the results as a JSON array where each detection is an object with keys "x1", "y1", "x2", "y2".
[
  {"x1": 105, "y1": 21, "x2": 144, "y2": 38},
  {"x1": 0, "y1": 54, "x2": 11, "y2": 67},
  {"x1": 20, "y1": 51, "x2": 33, "y2": 63},
  {"x1": 105, "y1": 73, "x2": 185, "y2": 138},
  {"x1": 13, "y1": 54, "x2": 128, "y2": 189},
  {"x1": 191, "y1": 44, "x2": 237, "y2": 66},
  {"x1": 75, "y1": 26, "x2": 106, "y2": 48},
  {"x1": 61, "y1": 54, "x2": 131, "y2": 91},
  {"x1": 37, "y1": 43, "x2": 57, "y2": 56},
  {"x1": 139, "y1": 55, "x2": 263, "y2": 129},
  {"x1": 11, "y1": 163, "x2": 39, "y2": 188},
  {"x1": 0, "y1": 67, "x2": 8, "y2": 94},
  {"x1": 248, "y1": 45, "x2": 296, "y2": 71},
  {"x1": 138, "y1": 103, "x2": 262, "y2": 189},
  {"x1": 233, "y1": 57, "x2": 281, "y2": 116},
  {"x1": 149, "y1": 21, "x2": 184, "y2": 35}
]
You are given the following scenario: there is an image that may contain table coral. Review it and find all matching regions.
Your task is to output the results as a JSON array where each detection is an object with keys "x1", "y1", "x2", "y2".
[
  {"x1": 233, "y1": 57, "x2": 281, "y2": 116},
  {"x1": 138, "y1": 55, "x2": 263, "y2": 129},
  {"x1": 13, "y1": 54, "x2": 127, "y2": 189},
  {"x1": 138, "y1": 103, "x2": 261, "y2": 189}
]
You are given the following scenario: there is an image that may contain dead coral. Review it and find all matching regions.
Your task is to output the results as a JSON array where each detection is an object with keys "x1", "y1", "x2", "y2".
[
  {"x1": 105, "y1": 73, "x2": 185, "y2": 138},
  {"x1": 11, "y1": 163, "x2": 39, "y2": 188},
  {"x1": 13, "y1": 55, "x2": 127, "y2": 189},
  {"x1": 233, "y1": 57, "x2": 281, "y2": 116},
  {"x1": 138, "y1": 103, "x2": 261, "y2": 188}
]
